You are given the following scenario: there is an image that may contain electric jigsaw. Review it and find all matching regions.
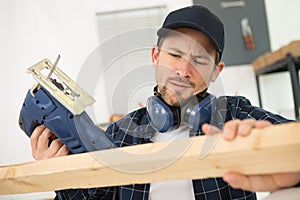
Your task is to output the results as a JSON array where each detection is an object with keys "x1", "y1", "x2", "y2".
[{"x1": 19, "y1": 55, "x2": 115, "y2": 153}]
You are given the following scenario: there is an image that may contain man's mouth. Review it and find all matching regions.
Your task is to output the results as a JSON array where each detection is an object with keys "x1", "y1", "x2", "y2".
[
  {"x1": 159, "y1": 78, "x2": 194, "y2": 106},
  {"x1": 167, "y1": 78, "x2": 193, "y2": 89},
  {"x1": 169, "y1": 80, "x2": 192, "y2": 88}
]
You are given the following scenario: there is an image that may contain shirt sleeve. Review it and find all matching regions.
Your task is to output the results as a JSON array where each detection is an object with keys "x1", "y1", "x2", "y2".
[{"x1": 224, "y1": 96, "x2": 294, "y2": 124}]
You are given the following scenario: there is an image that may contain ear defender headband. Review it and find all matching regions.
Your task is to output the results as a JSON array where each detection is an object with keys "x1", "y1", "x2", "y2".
[{"x1": 146, "y1": 88, "x2": 217, "y2": 133}]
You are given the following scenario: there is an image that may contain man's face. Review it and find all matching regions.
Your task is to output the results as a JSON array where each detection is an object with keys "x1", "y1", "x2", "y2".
[{"x1": 152, "y1": 28, "x2": 224, "y2": 106}]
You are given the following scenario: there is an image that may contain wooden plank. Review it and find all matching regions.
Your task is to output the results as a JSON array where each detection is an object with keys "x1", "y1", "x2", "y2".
[{"x1": 1, "y1": 122, "x2": 300, "y2": 195}]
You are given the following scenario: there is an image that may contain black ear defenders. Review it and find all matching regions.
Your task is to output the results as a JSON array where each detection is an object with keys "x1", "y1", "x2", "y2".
[{"x1": 146, "y1": 88, "x2": 217, "y2": 133}]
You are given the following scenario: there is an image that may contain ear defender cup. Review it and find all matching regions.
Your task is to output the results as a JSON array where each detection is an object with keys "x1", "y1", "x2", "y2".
[
  {"x1": 146, "y1": 96, "x2": 180, "y2": 133},
  {"x1": 185, "y1": 95, "x2": 217, "y2": 131},
  {"x1": 146, "y1": 94, "x2": 217, "y2": 133}
]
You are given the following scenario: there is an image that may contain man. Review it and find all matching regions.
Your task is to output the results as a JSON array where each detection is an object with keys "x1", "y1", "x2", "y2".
[{"x1": 30, "y1": 5, "x2": 299, "y2": 200}]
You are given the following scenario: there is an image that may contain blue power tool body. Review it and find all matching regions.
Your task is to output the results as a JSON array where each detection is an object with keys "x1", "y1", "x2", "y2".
[{"x1": 18, "y1": 58, "x2": 115, "y2": 154}]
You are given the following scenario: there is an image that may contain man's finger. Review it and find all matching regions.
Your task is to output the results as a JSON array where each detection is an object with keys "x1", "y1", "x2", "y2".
[
  {"x1": 56, "y1": 144, "x2": 69, "y2": 157},
  {"x1": 222, "y1": 119, "x2": 240, "y2": 140},
  {"x1": 223, "y1": 171, "x2": 278, "y2": 192},
  {"x1": 201, "y1": 123, "x2": 220, "y2": 135},
  {"x1": 223, "y1": 172, "x2": 252, "y2": 190},
  {"x1": 37, "y1": 127, "x2": 52, "y2": 152},
  {"x1": 30, "y1": 125, "x2": 46, "y2": 159},
  {"x1": 48, "y1": 139, "x2": 65, "y2": 158},
  {"x1": 255, "y1": 120, "x2": 272, "y2": 128},
  {"x1": 236, "y1": 119, "x2": 257, "y2": 137}
]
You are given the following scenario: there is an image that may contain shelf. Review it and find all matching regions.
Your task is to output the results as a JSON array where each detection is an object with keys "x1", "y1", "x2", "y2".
[{"x1": 255, "y1": 54, "x2": 300, "y2": 120}]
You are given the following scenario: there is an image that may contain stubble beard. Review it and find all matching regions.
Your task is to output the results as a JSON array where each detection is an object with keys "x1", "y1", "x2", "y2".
[{"x1": 159, "y1": 85, "x2": 181, "y2": 107}]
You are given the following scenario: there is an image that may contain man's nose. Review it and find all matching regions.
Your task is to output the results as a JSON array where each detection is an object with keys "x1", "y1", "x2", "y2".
[{"x1": 175, "y1": 58, "x2": 191, "y2": 77}]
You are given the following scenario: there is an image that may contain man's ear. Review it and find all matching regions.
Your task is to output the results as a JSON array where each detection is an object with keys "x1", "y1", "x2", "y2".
[
  {"x1": 151, "y1": 46, "x2": 159, "y2": 65},
  {"x1": 211, "y1": 61, "x2": 224, "y2": 82}
]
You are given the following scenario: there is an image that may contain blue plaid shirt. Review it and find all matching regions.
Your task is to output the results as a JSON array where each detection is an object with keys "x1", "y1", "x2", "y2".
[{"x1": 55, "y1": 96, "x2": 292, "y2": 200}]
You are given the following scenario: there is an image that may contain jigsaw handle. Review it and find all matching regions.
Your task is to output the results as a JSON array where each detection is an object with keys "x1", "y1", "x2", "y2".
[
  {"x1": 73, "y1": 112, "x2": 116, "y2": 152},
  {"x1": 19, "y1": 87, "x2": 115, "y2": 154}
]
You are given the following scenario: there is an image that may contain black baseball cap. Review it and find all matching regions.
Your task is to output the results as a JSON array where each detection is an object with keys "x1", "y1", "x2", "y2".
[{"x1": 157, "y1": 5, "x2": 224, "y2": 59}]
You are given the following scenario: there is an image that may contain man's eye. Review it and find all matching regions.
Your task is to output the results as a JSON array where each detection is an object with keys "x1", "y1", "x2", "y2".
[
  {"x1": 169, "y1": 53, "x2": 181, "y2": 58},
  {"x1": 195, "y1": 60, "x2": 206, "y2": 65},
  {"x1": 194, "y1": 59, "x2": 211, "y2": 66}
]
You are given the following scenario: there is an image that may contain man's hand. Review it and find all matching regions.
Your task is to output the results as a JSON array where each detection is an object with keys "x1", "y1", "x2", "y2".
[
  {"x1": 30, "y1": 125, "x2": 69, "y2": 160},
  {"x1": 202, "y1": 119, "x2": 300, "y2": 192},
  {"x1": 222, "y1": 171, "x2": 300, "y2": 192}
]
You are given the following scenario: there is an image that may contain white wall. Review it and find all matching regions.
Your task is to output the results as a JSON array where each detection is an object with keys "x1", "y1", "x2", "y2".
[{"x1": 0, "y1": 0, "x2": 299, "y2": 198}]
